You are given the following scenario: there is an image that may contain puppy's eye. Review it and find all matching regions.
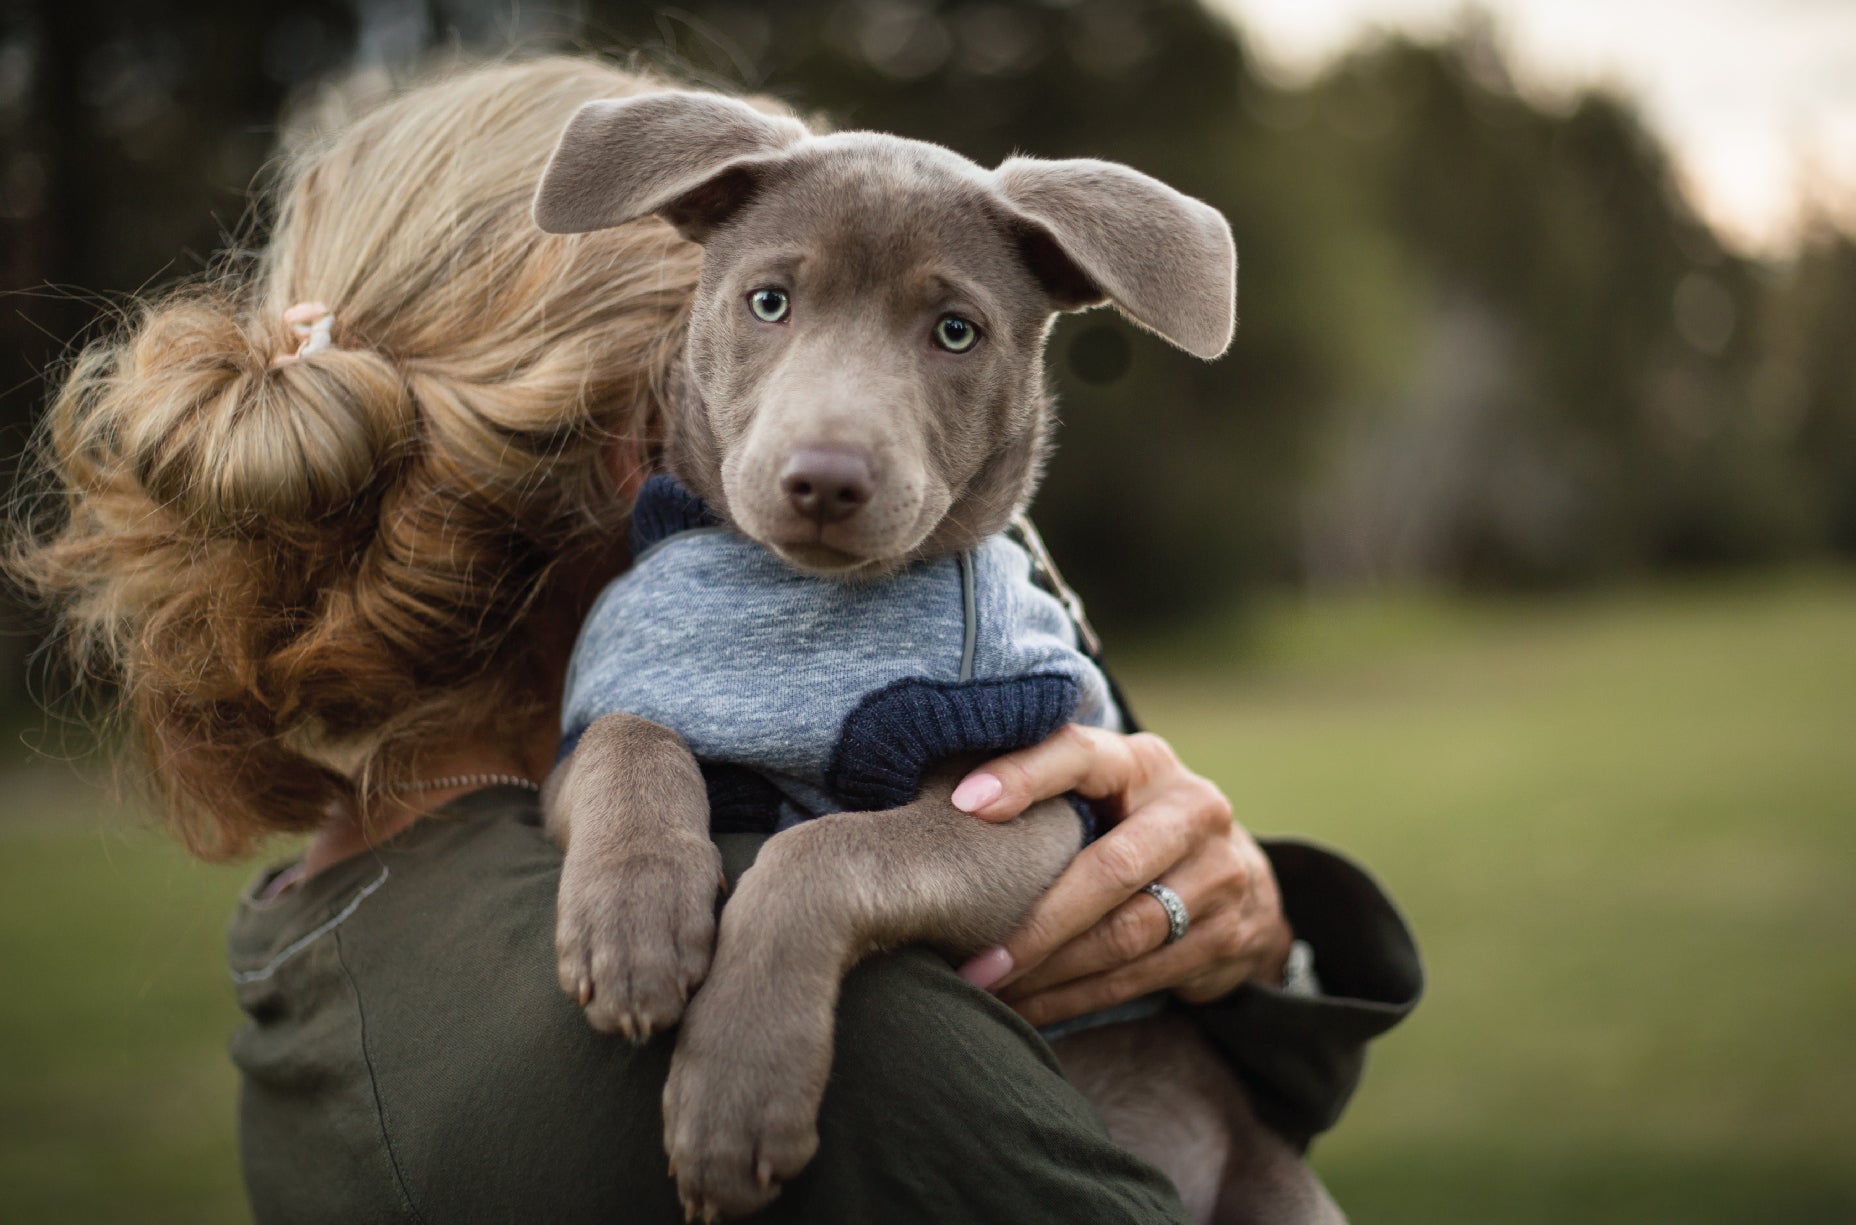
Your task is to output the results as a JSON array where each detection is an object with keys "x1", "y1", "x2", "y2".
[
  {"x1": 933, "y1": 314, "x2": 979, "y2": 353},
  {"x1": 748, "y1": 288, "x2": 791, "y2": 323}
]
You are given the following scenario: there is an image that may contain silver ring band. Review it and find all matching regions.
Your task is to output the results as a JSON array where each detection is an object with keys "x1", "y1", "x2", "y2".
[{"x1": 1142, "y1": 881, "x2": 1190, "y2": 945}]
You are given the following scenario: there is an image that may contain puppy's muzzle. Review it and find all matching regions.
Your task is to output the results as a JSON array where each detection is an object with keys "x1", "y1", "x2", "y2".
[{"x1": 780, "y1": 447, "x2": 874, "y2": 526}]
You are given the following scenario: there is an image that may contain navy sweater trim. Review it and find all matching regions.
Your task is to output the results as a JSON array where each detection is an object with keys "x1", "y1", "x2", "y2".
[
  {"x1": 629, "y1": 474, "x2": 722, "y2": 556},
  {"x1": 825, "y1": 673, "x2": 1081, "y2": 812}
]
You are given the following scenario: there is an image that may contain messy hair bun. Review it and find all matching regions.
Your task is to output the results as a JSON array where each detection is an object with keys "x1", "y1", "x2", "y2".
[
  {"x1": 9, "y1": 58, "x2": 707, "y2": 859},
  {"x1": 104, "y1": 300, "x2": 410, "y2": 533}
]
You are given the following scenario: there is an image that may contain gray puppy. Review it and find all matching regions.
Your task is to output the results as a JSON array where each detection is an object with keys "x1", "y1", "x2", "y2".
[{"x1": 534, "y1": 90, "x2": 1342, "y2": 1225}]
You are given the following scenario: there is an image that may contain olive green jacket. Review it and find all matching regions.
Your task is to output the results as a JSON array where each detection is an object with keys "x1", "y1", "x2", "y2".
[{"x1": 228, "y1": 787, "x2": 1420, "y2": 1224}]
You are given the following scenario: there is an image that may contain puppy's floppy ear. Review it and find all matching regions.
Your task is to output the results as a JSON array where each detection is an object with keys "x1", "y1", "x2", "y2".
[
  {"x1": 534, "y1": 92, "x2": 809, "y2": 240},
  {"x1": 995, "y1": 157, "x2": 1236, "y2": 360}
]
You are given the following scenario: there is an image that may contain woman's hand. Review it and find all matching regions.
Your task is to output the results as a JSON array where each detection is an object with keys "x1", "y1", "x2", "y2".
[{"x1": 951, "y1": 725, "x2": 1294, "y2": 1028}]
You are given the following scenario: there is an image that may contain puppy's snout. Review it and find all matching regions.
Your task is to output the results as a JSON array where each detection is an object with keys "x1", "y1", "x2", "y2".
[{"x1": 780, "y1": 448, "x2": 874, "y2": 525}]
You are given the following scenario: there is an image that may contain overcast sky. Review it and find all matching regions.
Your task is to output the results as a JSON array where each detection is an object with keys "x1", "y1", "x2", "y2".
[{"x1": 1214, "y1": 0, "x2": 1856, "y2": 256}]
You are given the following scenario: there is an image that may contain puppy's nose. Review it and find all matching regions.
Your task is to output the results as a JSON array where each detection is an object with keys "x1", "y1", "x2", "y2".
[{"x1": 780, "y1": 447, "x2": 874, "y2": 525}]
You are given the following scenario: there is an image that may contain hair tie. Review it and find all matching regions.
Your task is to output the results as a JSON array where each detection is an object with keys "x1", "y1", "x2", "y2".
[{"x1": 271, "y1": 302, "x2": 336, "y2": 367}]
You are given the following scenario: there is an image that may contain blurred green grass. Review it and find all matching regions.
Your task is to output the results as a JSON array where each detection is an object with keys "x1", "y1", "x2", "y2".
[
  {"x1": 0, "y1": 771, "x2": 252, "y2": 1224},
  {"x1": 1130, "y1": 573, "x2": 1856, "y2": 1224},
  {"x1": 2, "y1": 576, "x2": 1851, "y2": 1223}
]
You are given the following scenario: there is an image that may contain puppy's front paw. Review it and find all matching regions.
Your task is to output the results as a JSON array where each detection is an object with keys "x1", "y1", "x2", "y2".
[
  {"x1": 556, "y1": 833, "x2": 723, "y2": 1041},
  {"x1": 661, "y1": 973, "x2": 830, "y2": 1220}
]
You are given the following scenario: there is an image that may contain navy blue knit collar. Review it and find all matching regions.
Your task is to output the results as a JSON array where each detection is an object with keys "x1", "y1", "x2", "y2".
[{"x1": 629, "y1": 473, "x2": 724, "y2": 556}]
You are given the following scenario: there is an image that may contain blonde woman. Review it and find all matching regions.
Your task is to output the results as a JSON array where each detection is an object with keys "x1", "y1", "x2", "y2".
[{"x1": 12, "y1": 58, "x2": 1419, "y2": 1222}]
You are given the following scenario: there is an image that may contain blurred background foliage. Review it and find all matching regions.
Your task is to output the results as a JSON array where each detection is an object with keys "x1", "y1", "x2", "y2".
[
  {"x1": 4, "y1": 0, "x2": 1854, "y2": 651},
  {"x1": 0, "y1": 1, "x2": 1852, "y2": 1223}
]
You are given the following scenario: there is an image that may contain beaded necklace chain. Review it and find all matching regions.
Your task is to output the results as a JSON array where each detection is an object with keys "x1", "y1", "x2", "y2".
[{"x1": 390, "y1": 772, "x2": 541, "y2": 794}]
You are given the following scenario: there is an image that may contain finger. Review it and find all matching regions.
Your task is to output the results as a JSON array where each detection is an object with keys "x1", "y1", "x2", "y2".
[
  {"x1": 1007, "y1": 913, "x2": 1250, "y2": 1029},
  {"x1": 988, "y1": 787, "x2": 1206, "y2": 990},
  {"x1": 951, "y1": 724, "x2": 1123, "y2": 821},
  {"x1": 1005, "y1": 809, "x2": 1253, "y2": 998},
  {"x1": 998, "y1": 855, "x2": 1229, "y2": 1000},
  {"x1": 953, "y1": 726, "x2": 1178, "y2": 822}
]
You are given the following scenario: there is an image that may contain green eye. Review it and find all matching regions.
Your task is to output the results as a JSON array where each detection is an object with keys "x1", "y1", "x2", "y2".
[
  {"x1": 934, "y1": 314, "x2": 978, "y2": 353},
  {"x1": 748, "y1": 287, "x2": 790, "y2": 323}
]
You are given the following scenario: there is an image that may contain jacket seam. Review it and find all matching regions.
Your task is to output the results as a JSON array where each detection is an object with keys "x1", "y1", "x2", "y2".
[{"x1": 335, "y1": 925, "x2": 430, "y2": 1225}]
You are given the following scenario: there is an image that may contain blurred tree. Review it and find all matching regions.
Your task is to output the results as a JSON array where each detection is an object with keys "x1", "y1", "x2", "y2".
[
  {"x1": 1285, "y1": 22, "x2": 1844, "y2": 589},
  {"x1": 1757, "y1": 228, "x2": 1856, "y2": 553},
  {"x1": 3, "y1": 0, "x2": 354, "y2": 420},
  {"x1": 0, "y1": 0, "x2": 376, "y2": 730}
]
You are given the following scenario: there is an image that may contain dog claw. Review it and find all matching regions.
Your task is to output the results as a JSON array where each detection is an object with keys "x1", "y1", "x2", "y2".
[
  {"x1": 682, "y1": 1199, "x2": 697, "y2": 1224},
  {"x1": 668, "y1": 1157, "x2": 677, "y2": 1179},
  {"x1": 616, "y1": 1014, "x2": 635, "y2": 1041},
  {"x1": 757, "y1": 1157, "x2": 773, "y2": 1190},
  {"x1": 576, "y1": 978, "x2": 592, "y2": 1007}
]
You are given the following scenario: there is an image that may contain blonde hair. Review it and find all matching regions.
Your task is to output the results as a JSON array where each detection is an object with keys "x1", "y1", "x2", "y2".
[{"x1": 10, "y1": 57, "x2": 709, "y2": 860}]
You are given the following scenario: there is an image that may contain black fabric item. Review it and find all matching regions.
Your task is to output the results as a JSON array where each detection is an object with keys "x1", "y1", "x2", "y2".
[
  {"x1": 702, "y1": 762, "x2": 787, "y2": 834},
  {"x1": 1181, "y1": 838, "x2": 1425, "y2": 1150}
]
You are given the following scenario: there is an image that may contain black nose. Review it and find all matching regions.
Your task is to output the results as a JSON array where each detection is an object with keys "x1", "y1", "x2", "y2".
[{"x1": 780, "y1": 447, "x2": 874, "y2": 525}]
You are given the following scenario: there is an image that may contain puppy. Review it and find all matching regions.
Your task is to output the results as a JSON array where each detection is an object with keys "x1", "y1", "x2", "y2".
[{"x1": 535, "y1": 89, "x2": 1341, "y2": 1225}]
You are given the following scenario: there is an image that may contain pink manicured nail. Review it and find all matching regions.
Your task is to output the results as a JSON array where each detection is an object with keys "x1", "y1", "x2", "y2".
[
  {"x1": 951, "y1": 772, "x2": 1003, "y2": 812},
  {"x1": 958, "y1": 946, "x2": 1014, "y2": 990}
]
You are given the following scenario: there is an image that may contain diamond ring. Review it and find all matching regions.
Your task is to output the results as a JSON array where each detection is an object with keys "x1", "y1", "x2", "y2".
[{"x1": 1142, "y1": 881, "x2": 1190, "y2": 945}]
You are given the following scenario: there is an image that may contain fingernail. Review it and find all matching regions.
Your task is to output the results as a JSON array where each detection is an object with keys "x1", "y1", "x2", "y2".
[
  {"x1": 958, "y1": 945, "x2": 1014, "y2": 990},
  {"x1": 951, "y1": 772, "x2": 1003, "y2": 813}
]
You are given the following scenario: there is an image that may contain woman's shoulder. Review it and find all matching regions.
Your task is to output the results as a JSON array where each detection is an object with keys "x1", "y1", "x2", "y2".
[
  {"x1": 229, "y1": 785, "x2": 569, "y2": 1005},
  {"x1": 230, "y1": 786, "x2": 691, "y2": 1221}
]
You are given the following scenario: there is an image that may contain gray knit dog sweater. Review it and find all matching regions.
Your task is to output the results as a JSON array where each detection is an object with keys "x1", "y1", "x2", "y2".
[{"x1": 560, "y1": 476, "x2": 1120, "y2": 833}]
